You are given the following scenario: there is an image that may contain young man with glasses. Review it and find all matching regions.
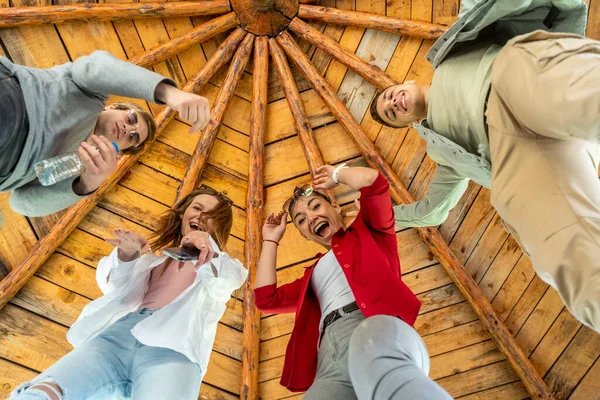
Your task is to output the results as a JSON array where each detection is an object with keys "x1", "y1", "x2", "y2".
[
  {"x1": 369, "y1": 0, "x2": 600, "y2": 332},
  {"x1": 1, "y1": 50, "x2": 215, "y2": 217},
  {"x1": 254, "y1": 164, "x2": 451, "y2": 399}
]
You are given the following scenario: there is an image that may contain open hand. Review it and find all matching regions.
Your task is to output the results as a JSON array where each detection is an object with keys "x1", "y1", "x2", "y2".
[
  {"x1": 263, "y1": 211, "x2": 287, "y2": 242},
  {"x1": 105, "y1": 228, "x2": 151, "y2": 261},
  {"x1": 313, "y1": 165, "x2": 337, "y2": 190},
  {"x1": 75, "y1": 135, "x2": 118, "y2": 195},
  {"x1": 181, "y1": 230, "x2": 214, "y2": 269}
]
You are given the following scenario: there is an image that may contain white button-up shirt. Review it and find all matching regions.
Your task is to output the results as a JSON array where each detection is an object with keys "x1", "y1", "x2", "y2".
[{"x1": 66, "y1": 236, "x2": 248, "y2": 371}]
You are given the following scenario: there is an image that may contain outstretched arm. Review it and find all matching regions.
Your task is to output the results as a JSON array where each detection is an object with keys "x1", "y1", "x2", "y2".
[
  {"x1": 314, "y1": 164, "x2": 394, "y2": 234},
  {"x1": 254, "y1": 211, "x2": 304, "y2": 314},
  {"x1": 256, "y1": 211, "x2": 287, "y2": 289},
  {"x1": 71, "y1": 50, "x2": 215, "y2": 132},
  {"x1": 98, "y1": 228, "x2": 151, "y2": 294},
  {"x1": 394, "y1": 164, "x2": 469, "y2": 227}
]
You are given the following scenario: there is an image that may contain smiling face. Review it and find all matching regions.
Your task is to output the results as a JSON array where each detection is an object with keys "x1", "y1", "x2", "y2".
[
  {"x1": 180, "y1": 194, "x2": 220, "y2": 237},
  {"x1": 290, "y1": 194, "x2": 344, "y2": 248},
  {"x1": 375, "y1": 83, "x2": 428, "y2": 127},
  {"x1": 93, "y1": 106, "x2": 150, "y2": 151}
]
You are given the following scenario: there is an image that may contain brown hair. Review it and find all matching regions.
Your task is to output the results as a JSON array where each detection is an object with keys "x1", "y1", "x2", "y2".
[
  {"x1": 110, "y1": 102, "x2": 157, "y2": 155},
  {"x1": 369, "y1": 91, "x2": 395, "y2": 128},
  {"x1": 149, "y1": 188, "x2": 233, "y2": 251}
]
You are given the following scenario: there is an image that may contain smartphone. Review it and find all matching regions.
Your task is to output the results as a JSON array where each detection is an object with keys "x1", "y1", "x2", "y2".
[{"x1": 163, "y1": 246, "x2": 219, "y2": 262}]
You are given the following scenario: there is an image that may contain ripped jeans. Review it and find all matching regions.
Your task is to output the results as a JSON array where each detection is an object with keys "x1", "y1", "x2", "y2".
[{"x1": 10, "y1": 309, "x2": 203, "y2": 400}]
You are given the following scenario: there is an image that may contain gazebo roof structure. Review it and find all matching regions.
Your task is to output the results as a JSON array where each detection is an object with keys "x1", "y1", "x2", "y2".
[{"x1": 0, "y1": 0, "x2": 599, "y2": 398}]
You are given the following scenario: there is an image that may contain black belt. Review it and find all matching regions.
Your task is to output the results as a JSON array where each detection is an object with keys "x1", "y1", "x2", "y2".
[{"x1": 320, "y1": 301, "x2": 359, "y2": 344}]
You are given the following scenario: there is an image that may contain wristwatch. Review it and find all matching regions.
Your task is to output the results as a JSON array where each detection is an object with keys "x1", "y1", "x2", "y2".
[{"x1": 332, "y1": 163, "x2": 349, "y2": 184}]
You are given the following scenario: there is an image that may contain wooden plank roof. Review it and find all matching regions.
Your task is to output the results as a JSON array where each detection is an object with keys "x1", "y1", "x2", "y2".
[{"x1": 1, "y1": 0, "x2": 600, "y2": 398}]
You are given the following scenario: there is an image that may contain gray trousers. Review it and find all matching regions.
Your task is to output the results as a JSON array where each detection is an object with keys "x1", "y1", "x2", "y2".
[{"x1": 304, "y1": 310, "x2": 452, "y2": 400}]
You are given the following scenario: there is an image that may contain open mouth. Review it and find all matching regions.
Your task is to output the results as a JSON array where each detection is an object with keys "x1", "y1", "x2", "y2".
[
  {"x1": 114, "y1": 123, "x2": 120, "y2": 140},
  {"x1": 313, "y1": 220, "x2": 331, "y2": 239},
  {"x1": 189, "y1": 221, "x2": 205, "y2": 232},
  {"x1": 400, "y1": 92, "x2": 408, "y2": 113}
]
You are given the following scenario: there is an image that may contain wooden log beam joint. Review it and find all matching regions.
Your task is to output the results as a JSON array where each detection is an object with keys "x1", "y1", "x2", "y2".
[
  {"x1": 276, "y1": 30, "x2": 555, "y2": 400},
  {"x1": 230, "y1": 0, "x2": 298, "y2": 36},
  {"x1": 0, "y1": 1, "x2": 230, "y2": 28},
  {"x1": 298, "y1": 5, "x2": 448, "y2": 40}
]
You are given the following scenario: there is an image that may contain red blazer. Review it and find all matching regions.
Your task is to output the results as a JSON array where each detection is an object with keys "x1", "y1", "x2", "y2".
[{"x1": 254, "y1": 173, "x2": 421, "y2": 392}]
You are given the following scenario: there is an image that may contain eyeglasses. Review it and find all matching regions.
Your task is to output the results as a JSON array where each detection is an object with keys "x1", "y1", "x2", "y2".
[
  {"x1": 125, "y1": 110, "x2": 142, "y2": 148},
  {"x1": 282, "y1": 184, "x2": 330, "y2": 214},
  {"x1": 199, "y1": 184, "x2": 234, "y2": 207}
]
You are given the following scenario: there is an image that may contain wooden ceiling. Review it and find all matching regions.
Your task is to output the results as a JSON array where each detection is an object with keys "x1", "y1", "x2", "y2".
[{"x1": 1, "y1": 0, "x2": 599, "y2": 399}]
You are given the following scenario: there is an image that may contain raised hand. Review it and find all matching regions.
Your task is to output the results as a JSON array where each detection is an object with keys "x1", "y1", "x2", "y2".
[
  {"x1": 155, "y1": 83, "x2": 217, "y2": 133},
  {"x1": 105, "y1": 228, "x2": 151, "y2": 261},
  {"x1": 313, "y1": 164, "x2": 337, "y2": 190},
  {"x1": 74, "y1": 135, "x2": 118, "y2": 195},
  {"x1": 181, "y1": 230, "x2": 214, "y2": 269},
  {"x1": 263, "y1": 211, "x2": 287, "y2": 242}
]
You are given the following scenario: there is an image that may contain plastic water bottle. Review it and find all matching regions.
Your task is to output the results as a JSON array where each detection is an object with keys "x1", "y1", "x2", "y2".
[{"x1": 35, "y1": 142, "x2": 119, "y2": 186}]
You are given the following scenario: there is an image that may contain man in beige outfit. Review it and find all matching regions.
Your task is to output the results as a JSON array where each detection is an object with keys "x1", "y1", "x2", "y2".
[{"x1": 370, "y1": 0, "x2": 600, "y2": 332}]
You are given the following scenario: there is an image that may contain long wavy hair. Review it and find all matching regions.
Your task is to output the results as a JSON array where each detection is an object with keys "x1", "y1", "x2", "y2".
[{"x1": 149, "y1": 188, "x2": 233, "y2": 251}]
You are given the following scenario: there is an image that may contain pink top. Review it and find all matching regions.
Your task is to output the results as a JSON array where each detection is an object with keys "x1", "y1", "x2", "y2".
[{"x1": 140, "y1": 258, "x2": 197, "y2": 310}]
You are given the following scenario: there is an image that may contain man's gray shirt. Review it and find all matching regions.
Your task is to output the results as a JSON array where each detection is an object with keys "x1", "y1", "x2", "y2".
[{"x1": 0, "y1": 50, "x2": 175, "y2": 217}]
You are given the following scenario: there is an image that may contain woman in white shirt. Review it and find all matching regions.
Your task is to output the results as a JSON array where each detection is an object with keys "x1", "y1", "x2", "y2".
[{"x1": 10, "y1": 185, "x2": 248, "y2": 400}]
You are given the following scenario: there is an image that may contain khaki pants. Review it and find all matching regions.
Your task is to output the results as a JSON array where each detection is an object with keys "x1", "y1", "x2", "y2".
[{"x1": 487, "y1": 30, "x2": 600, "y2": 332}]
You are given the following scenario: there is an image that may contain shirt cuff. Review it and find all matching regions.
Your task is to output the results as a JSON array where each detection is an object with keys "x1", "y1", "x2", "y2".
[
  {"x1": 153, "y1": 78, "x2": 177, "y2": 105},
  {"x1": 254, "y1": 283, "x2": 277, "y2": 300},
  {"x1": 108, "y1": 248, "x2": 138, "y2": 281}
]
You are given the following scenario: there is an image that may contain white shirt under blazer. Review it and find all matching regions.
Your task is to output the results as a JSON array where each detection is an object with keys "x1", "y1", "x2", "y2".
[{"x1": 66, "y1": 236, "x2": 248, "y2": 373}]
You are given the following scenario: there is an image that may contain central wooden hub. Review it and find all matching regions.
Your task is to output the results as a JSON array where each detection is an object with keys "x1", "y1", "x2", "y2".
[{"x1": 231, "y1": 0, "x2": 298, "y2": 36}]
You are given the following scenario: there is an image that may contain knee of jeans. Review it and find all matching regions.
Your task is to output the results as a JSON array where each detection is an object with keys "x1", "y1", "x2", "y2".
[{"x1": 10, "y1": 377, "x2": 65, "y2": 400}]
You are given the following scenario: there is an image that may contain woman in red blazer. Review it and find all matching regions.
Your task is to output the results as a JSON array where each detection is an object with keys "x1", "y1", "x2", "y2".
[{"x1": 254, "y1": 164, "x2": 452, "y2": 399}]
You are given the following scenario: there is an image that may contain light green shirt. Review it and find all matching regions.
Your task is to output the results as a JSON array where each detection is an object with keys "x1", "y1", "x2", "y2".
[{"x1": 427, "y1": 41, "x2": 501, "y2": 163}]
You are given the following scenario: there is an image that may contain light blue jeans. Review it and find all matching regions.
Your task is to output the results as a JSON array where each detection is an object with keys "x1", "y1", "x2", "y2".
[{"x1": 10, "y1": 308, "x2": 202, "y2": 400}]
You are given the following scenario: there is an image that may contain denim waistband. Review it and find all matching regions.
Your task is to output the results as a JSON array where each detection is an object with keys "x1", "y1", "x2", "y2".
[{"x1": 137, "y1": 308, "x2": 157, "y2": 315}]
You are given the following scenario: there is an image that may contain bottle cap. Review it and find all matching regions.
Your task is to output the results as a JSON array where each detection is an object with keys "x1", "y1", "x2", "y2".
[{"x1": 111, "y1": 142, "x2": 119, "y2": 153}]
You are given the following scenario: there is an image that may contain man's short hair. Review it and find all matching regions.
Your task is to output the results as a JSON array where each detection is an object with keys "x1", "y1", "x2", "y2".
[
  {"x1": 369, "y1": 91, "x2": 394, "y2": 128},
  {"x1": 110, "y1": 102, "x2": 156, "y2": 155}
]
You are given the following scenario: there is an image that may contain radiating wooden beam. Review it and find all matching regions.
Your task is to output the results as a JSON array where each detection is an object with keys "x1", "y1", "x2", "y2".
[
  {"x1": 0, "y1": 30, "x2": 247, "y2": 312},
  {"x1": 276, "y1": 30, "x2": 555, "y2": 400},
  {"x1": 269, "y1": 38, "x2": 326, "y2": 176},
  {"x1": 175, "y1": 33, "x2": 255, "y2": 202},
  {"x1": 0, "y1": 1, "x2": 230, "y2": 28},
  {"x1": 241, "y1": 35, "x2": 268, "y2": 400},
  {"x1": 130, "y1": 12, "x2": 239, "y2": 69},
  {"x1": 298, "y1": 5, "x2": 447, "y2": 40},
  {"x1": 288, "y1": 17, "x2": 395, "y2": 90}
]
